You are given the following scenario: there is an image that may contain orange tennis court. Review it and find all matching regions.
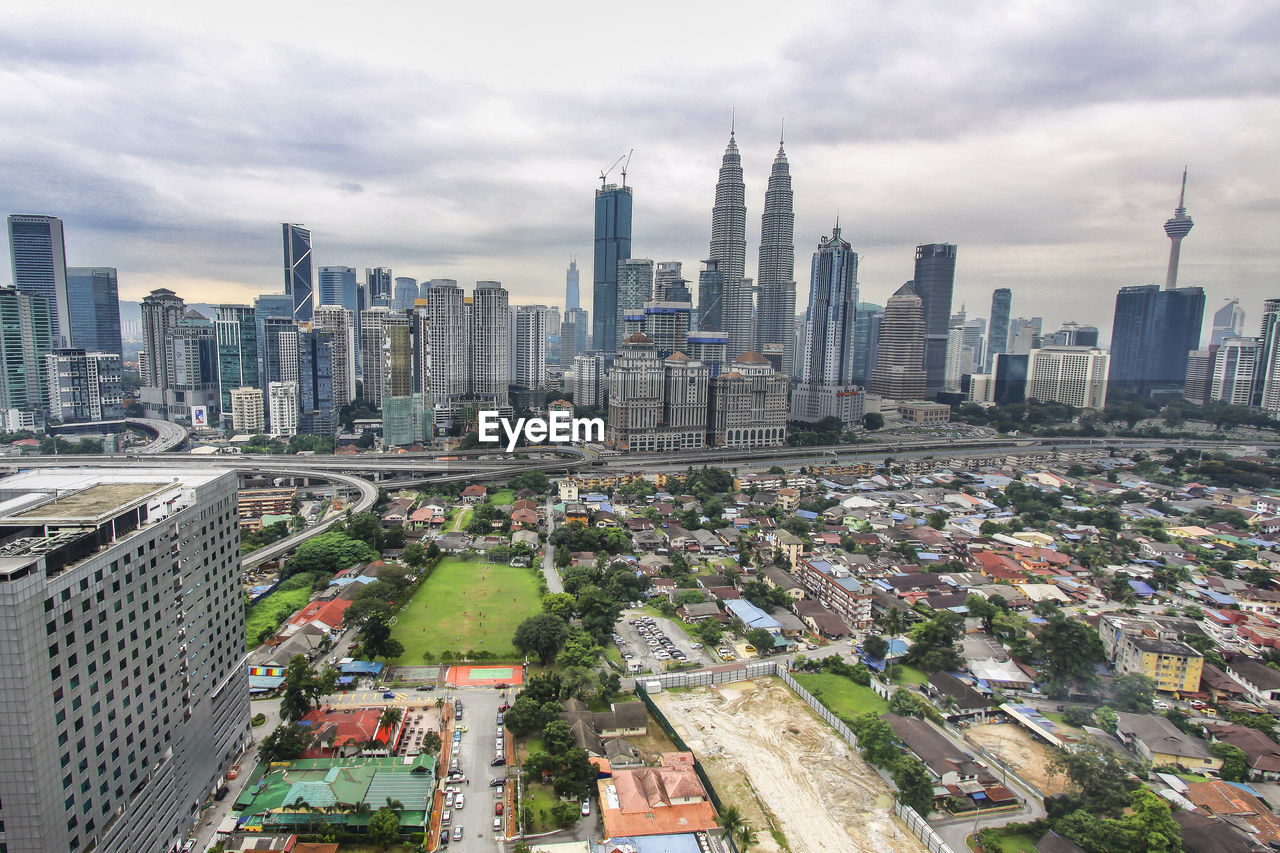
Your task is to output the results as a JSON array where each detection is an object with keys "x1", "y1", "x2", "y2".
[{"x1": 445, "y1": 664, "x2": 524, "y2": 687}]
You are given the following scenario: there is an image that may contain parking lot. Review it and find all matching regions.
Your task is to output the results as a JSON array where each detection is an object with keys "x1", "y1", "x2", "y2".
[
  {"x1": 430, "y1": 685, "x2": 511, "y2": 848},
  {"x1": 613, "y1": 609, "x2": 719, "y2": 674}
]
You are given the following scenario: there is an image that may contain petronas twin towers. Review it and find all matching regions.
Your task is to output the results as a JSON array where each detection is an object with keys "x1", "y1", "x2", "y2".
[{"x1": 707, "y1": 123, "x2": 796, "y2": 374}]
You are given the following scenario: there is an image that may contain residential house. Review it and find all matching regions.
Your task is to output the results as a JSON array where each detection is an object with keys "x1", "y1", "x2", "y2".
[
  {"x1": 597, "y1": 753, "x2": 719, "y2": 838},
  {"x1": 1114, "y1": 712, "x2": 1223, "y2": 772},
  {"x1": 926, "y1": 672, "x2": 995, "y2": 723},
  {"x1": 761, "y1": 566, "x2": 804, "y2": 600},
  {"x1": 1226, "y1": 657, "x2": 1280, "y2": 705},
  {"x1": 461, "y1": 484, "x2": 487, "y2": 504},
  {"x1": 792, "y1": 600, "x2": 853, "y2": 638},
  {"x1": 1183, "y1": 780, "x2": 1280, "y2": 847},
  {"x1": 1206, "y1": 723, "x2": 1280, "y2": 781}
]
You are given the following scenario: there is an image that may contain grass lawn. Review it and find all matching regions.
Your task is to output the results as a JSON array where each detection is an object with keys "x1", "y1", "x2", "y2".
[
  {"x1": 792, "y1": 672, "x2": 888, "y2": 716},
  {"x1": 489, "y1": 489, "x2": 516, "y2": 506},
  {"x1": 890, "y1": 663, "x2": 930, "y2": 686},
  {"x1": 520, "y1": 782, "x2": 561, "y2": 833},
  {"x1": 390, "y1": 557, "x2": 542, "y2": 660},
  {"x1": 985, "y1": 832, "x2": 1039, "y2": 853},
  {"x1": 447, "y1": 507, "x2": 473, "y2": 532},
  {"x1": 244, "y1": 586, "x2": 312, "y2": 649}
]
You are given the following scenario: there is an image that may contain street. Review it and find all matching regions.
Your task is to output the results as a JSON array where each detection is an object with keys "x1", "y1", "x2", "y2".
[
  {"x1": 187, "y1": 697, "x2": 282, "y2": 853},
  {"x1": 441, "y1": 685, "x2": 507, "y2": 851},
  {"x1": 542, "y1": 496, "x2": 563, "y2": 593}
]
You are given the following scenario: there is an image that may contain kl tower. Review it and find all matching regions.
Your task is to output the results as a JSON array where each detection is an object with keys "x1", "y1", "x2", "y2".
[{"x1": 1164, "y1": 168, "x2": 1194, "y2": 290}]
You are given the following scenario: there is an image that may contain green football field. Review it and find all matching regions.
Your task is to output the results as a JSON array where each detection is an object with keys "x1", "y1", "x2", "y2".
[{"x1": 390, "y1": 556, "x2": 542, "y2": 661}]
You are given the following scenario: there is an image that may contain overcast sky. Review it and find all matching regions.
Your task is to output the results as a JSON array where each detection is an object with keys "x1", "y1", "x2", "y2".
[{"x1": 4, "y1": 0, "x2": 1278, "y2": 342}]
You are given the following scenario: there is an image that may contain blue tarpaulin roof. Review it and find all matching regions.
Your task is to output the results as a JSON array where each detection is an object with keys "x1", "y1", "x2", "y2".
[
  {"x1": 1128, "y1": 579, "x2": 1156, "y2": 596},
  {"x1": 339, "y1": 660, "x2": 384, "y2": 675}
]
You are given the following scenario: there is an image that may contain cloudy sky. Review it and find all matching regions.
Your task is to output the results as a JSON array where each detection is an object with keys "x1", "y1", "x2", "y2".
[{"x1": 4, "y1": 0, "x2": 1278, "y2": 342}]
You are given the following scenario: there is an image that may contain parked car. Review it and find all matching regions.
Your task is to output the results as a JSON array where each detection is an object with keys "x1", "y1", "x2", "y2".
[
  {"x1": 455, "y1": 794, "x2": 465, "y2": 809},
  {"x1": 382, "y1": 691, "x2": 396, "y2": 699},
  {"x1": 453, "y1": 826, "x2": 463, "y2": 841},
  {"x1": 416, "y1": 684, "x2": 435, "y2": 692},
  {"x1": 442, "y1": 809, "x2": 452, "y2": 824},
  {"x1": 581, "y1": 798, "x2": 591, "y2": 816},
  {"x1": 493, "y1": 817, "x2": 504, "y2": 832},
  {"x1": 495, "y1": 802, "x2": 504, "y2": 815}
]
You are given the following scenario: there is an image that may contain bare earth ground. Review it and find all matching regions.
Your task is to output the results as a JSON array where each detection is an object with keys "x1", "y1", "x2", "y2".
[
  {"x1": 965, "y1": 722, "x2": 1070, "y2": 796},
  {"x1": 652, "y1": 679, "x2": 926, "y2": 853}
]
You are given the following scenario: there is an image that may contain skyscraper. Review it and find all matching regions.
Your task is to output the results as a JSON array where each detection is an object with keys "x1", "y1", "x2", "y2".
[
  {"x1": 282, "y1": 223, "x2": 314, "y2": 323},
  {"x1": 593, "y1": 182, "x2": 633, "y2": 352},
  {"x1": 1164, "y1": 168, "x2": 1194, "y2": 290},
  {"x1": 756, "y1": 131, "x2": 797, "y2": 376},
  {"x1": 7, "y1": 214, "x2": 69, "y2": 347},
  {"x1": 44, "y1": 348, "x2": 124, "y2": 423},
  {"x1": 66, "y1": 267, "x2": 123, "y2": 355},
  {"x1": 252, "y1": 293, "x2": 294, "y2": 391},
  {"x1": 512, "y1": 305, "x2": 548, "y2": 390},
  {"x1": 616, "y1": 258, "x2": 654, "y2": 349},
  {"x1": 561, "y1": 307, "x2": 588, "y2": 366},
  {"x1": 366, "y1": 267, "x2": 393, "y2": 306},
  {"x1": 317, "y1": 265, "x2": 358, "y2": 313},
  {"x1": 215, "y1": 304, "x2": 259, "y2": 424},
  {"x1": 851, "y1": 302, "x2": 884, "y2": 386},
  {"x1": 0, "y1": 467, "x2": 248, "y2": 853},
  {"x1": 422, "y1": 280, "x2": 468, "y2": 406},
  {"x1": 791, "y1": 225, "x2": 862, "y2": 426},
  {"x1": 606, "y1": 334, "x2": 664, "y2": 450},
  {"x1": 912, "y1": 243, "x2": 958, "y2": 397},
  {"x1": 653, "y1": 262, "x2": 683, "y2": 301},
  {"x1": 1256, "y1": 299, "x2": 1280, "y2": 411},
  {"x1": 1107, "y1": 284, "x2": 1205, "y2": 397},
  {"x1": 298, "y1": 325, "x2": 339, "y2": 436},
  {"x1": 1211, "y1": 299, "x2": 1246, "y2": 346},
  {"x1": 0, "y1": 286, "x2": 54, "y2": 413},
  {"x1": 359, "y1": 306, "x2": 395, "y2": 407},
  {"x1": 987, "y1": 288, "x2": 1012, "y2": 371},
  {"x1": 696, "y1": 259, "x2": 724, "y2": 332},
  {"x1": 313, "y1": 305, "x2": 357, "y2": 408},
  {"x1": 139, "y1": 288, "x2": 185, "y2": 389},
  {"x1": 565, "y1": 258, "x2": 580, "y2": 311},
  {"x1": 393, "y1": 277, "x2": 420, "y2": 310},
  {"x1": 709, "y1": 128, "x2": 751, "y2": 358},
  {"x1": 469, "y1": 281, "x2": 509, "y2": 404},
  {"x1": 869, "y1": 282, "x2": 927, "y2": 400},
  {"x1": 1209, "y1": 337, "x2": 1258, "y2": 406}
]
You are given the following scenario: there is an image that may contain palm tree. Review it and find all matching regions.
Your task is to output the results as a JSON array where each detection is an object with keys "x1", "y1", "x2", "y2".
[
  {"x1": 348, "y1": 800, "x2": 373, "y2": 826},
  {"x1": 384, "y1": 796, "x2": 404, "y2": 813},
  {"x1": 718, "y1": 805, "x2": 745, "y2": 839},
  {"x1": 436, "y1": 696, "x2": 446, "y2": 724},
  {"x1": 736, "y1": 824, "x2": 759, "y2": 851},
  {"x1": 380, "y1": 707, "x2": 403, "y2": 730}
]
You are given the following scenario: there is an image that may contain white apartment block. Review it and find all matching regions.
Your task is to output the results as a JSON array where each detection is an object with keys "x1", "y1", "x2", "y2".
[
  {"x1": 229, "y1": 386, "x2": 265, "y2": 433},
  {"x1": 1025, "y1": 346, "x2": 1109, "y2": 409},
  {"x1": 268, "y1": 380, "x2": 298, "y2": 438}
]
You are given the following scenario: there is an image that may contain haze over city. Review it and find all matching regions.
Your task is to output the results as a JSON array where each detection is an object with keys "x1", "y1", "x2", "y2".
[{"x1": 3, "y1": 0, "x2": 1278, "y2": 338}]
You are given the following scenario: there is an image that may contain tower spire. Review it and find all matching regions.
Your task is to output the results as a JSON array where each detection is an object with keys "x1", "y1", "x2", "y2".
[
  {"x1": 1177, "y1": 165, "x2": 1188, "y2": 213},
  {"x1": 1163, "y1": 167, "x2": 1194, "y2": 290},
  {"x1": 780, "y1": 118, "x2": 785, "y2": 146},
  {"x1": 730, "y1": 107, "x2": 735, "y2": 138}
]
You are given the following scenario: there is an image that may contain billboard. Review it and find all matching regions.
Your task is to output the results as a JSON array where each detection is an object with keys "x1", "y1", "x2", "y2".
[{"x1": 191, "y1": 405, "x2": 209, "y2": 428}]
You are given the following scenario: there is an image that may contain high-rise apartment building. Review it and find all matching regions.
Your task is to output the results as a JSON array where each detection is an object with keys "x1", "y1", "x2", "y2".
[
  {"x1": 214, "y1": 305, "x2": 258, "y2": 425},
  {"x1": 7, "y1": 214, "x2": 69, "y2": 347},
  {"x1": 358, "y1": 307, "x2": 395, "y2": 408},
  {"x1": 869, "y1": 283, "x2": 927, "y2": 400},
  {"x1": 0, "y1": 468, "x2": 249, "y2": 853},
  {"x1": 1183, "y1": 347, "x2": 1217, "y2": 406},
  {"x1": 229, "y1": 386, "x2": 265, "y2": 432},
  {"x1": 987, "y1": 288, "x2": 1012, "y2": 371},
  {"x1": 561, "y1": 308, "x2": 587, "y2": 366},
  {"x1": 512, "y1": 305, "x2": 548, "y2": 390},
  {"x1": 0, "y1": 286, "x2": 54, "y2": 413},
  {"x1": 622, "y1": 301, "x2": 693, "y2": 359},
  {"x1": 1211, "y1": 299, "x2": 1245, "y2": 347},
  {"x1": 572, "y1": 351, "x2": 609, "y2": 409},
  {"x1": 44, "y1": 348, "x2": 123, "y2": 423},
  {"x1": 851, "y1": 302, "x2": 884, "y2": 386},
  {"x1": 912, "y1": 243, "x2": 958, "y2": 397},
  {"x1": 593, "y1": 183, "x2": 633, "y2": 353},
  {"x1": 269, "y1": 380, "x2": 298, "y2": 437},
  {"x1": 709, "y1": 130, "x2": 752, "y2": 359},
  {"x1": 140, "y1": 289, "x2": 185, "y2": 389},
  {"x1": 791, "y1": 225, "x2": 860, "y2": 426},
  {"x1": 709, "y1": 352, "x2": 789, "y2": 448},
  {"x1": 606, "y1": 334, "x2": 665, "y2": 450},
  {"x1": 565, "y1": 258, "x2": 580, "y2": 311},
  {"x1": 1026, "y1": 346, "x2": 1110, "y2": 409},
  {"x1": 313, "y1": 305, "x2": 356, "y2": 408},
  {"x1": 422, "y1": 281, "x2": 468, "y2": 406},
  {"x1": 756, "y1": 134, "x2": 797, "y2": 376},
  {"x1": 365, "y1": 267, "x2": 393, "y2": 307},
  {"x1": 616, "y1": 259, "x2": 654, "y2": 349},
  {"x1": 317, "y1": 266, "x2": 358, "y2": 314},
  {"x1": 469, "y1": 282, "x2": 509, "y2": 404},
  {"x1": 379, "y1": 314, "x2": 413, "y2": 402},
  {"x1": 298, "y1": 326, "x2": 338, "y2": 436},
  {"x1": 66, "y1": 267, "x2": 123, "y2": 356},
  {"x1": 282, "y1": 223, "x2": 314, "y2": 323},
  {"x1": 1257, "y1": 300, "x2": 1280, "y2": 412},
  {"x1": 1108, "y1": 284, "x2": 1205, "y2": 397},
  {"x1": 1209, "y1": 337, "x2": 1259, "y2": 407},
  {"x1": 696, "y1": 259, "x2": 724, "y2": 333}
]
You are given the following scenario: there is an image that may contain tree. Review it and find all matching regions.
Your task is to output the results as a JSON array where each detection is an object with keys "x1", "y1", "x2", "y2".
[
  {"x1": 541, "y1": 592, "x2": 576, "y2": 621},
  {"x1": 543, "y1": 719, "x2": 574, "y2": 755},
  {"x1": 513, "y1": 613, "x2": 569, "y2": 665},
  {"x1": 696, "y1": 620, "x2": 724, "y2": 646},
  {"x1": 892, "y1": 755, "x2": 935, "y2": 815},
  {"x1": 850, "y1": 713, "x2": 901, "y2": 768},
  {"x1": 905, "y1": 612, "x2": 964, "y2": 672},
  {"x1": 361, "y1": 611, "x2": 405, "y2": 662},
  {"x1": 863, "y1": 412, "x2": 884, "y2": 431},
  {"x1": 560, "y1": 666, "x2": 598, "y2": 701},
  {"x1": 575, "y1": 586, "x2": 623, "y2": 643},
  {"x1": 379, "y1": 706, "x2": 403, "y2": 731},
  {"x1": 881, "y1": 606, "x2": 907, "y2": 639},
  {"x1": 1047, "y1": 743, "x2": 1139, "y2": 818},
  {"x1": 551, "y1": 747, "x2": 598, "y2": 798},
  {"x1": 1110, "y1": 672, "x2": 1156, "y2": 712},
  {"x1": 1055, "y1": 788, "x2": 1181, "y2": 853},
  {"x1": 257, "y1": 721, "x2": 314, "y2": 762},
  {"x1": 863, "y1": 634, "x2": 889, "y2": 660},
  {"x1": 746, "y1": 628, "x2": 775, "y2": 656},
  {"x1": 1062, "y1": 705, "x2": 1094, "y2": 727},
  {"x1": 280, "y1": 655, "x2": 338, "y2": 722},
  {"x1": 503, "y1": 695, "x2": 549, "y2": 737},
  {"x1": 736, "y1": 824, "x2": 759, "y2": 851},
  {"x1": 283, "y1": 531, "x2": 377, "y2": 580},
  {"x1": 401, "y1": 541, "x2": 426, "y2": 568},
  {"x1": 556, "y1": 629, "x2": 602, "y2": 669},
  {"x1": 718, "y1": 805, "x2": 746, "y2": 839},
  {"x1": 1095, "y1": 706, "x2": 1119, "y2": 734},
  {"x1": 1210, "y1": 742, "x2": 1248, "y2": 781},
  {"x1": 1034, "y1": 614, "x2": 1105, "y2": 695},
  {"x1": 421, "y1": 731, "x2": 442, "y2": 755},
  {"x1": 367, "y1": 806, "x2": 401, "y2": 848},
  {"x1": 549, "y1": 799, "x2": 581, "y2": 828}
]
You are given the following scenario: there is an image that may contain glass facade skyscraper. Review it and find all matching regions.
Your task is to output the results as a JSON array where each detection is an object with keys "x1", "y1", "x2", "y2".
[
  {"x1": 317, "y1": 265, "x2": 358, "y2": 313},
  {"x1": 987, "y1": 287, "x2": 1012, "y2": 371},
  {"x1": 282, "y1": 223, "x2": 314, "y2": 323},
  {"x1": 66, "y1": 266, "x2": 123, "y2": 356},
  {"x1": 7, "y1": 214, "x2": 68, "y2": 347},
  {"x1": 215, "y1": 304, "x2": 259, "y2": 424},
  {"x1": 912, "y1": 242, "x2": 958, "y2": 397},
  {"x1": 593, "y1": 183, "x2": 632, "y2": 352},
  {"x1": 852, "y1": 301, "x2": 883, "y2": 386},
  {"x1": 1107, "y1": 284, "x2": 1205, "y2": 398}
]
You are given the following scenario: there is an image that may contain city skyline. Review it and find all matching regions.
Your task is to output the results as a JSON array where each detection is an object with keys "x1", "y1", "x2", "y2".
[{"x1": 1, "y1": 3, "x2": 1276, "y2": 339}]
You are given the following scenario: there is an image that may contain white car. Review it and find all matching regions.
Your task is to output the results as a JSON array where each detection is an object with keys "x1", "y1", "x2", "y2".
[
  {"x1": 1154, "y1": 700, "x2": 1171, "y2": 710},
  {"x1": 581, "y1": 797, "x2": 591, "y2": 816},
  {"x1": 455, "y1": 793, "x2": 465, "y2": 810}
]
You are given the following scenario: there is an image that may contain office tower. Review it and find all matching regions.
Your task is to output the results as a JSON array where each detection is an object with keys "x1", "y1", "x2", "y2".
[
  {"x1": 230, "y1": 386, "x2": 266, "y2": 432},
  {"x1": 560, "y1": 308, "x2": 586, "y2": 366},
  {"x1": 44, "y1": 348, "x2": 123, "y2": 423},
  {"x1": 260, "y1": 317, "x2": 299, "y2": 390},
  {"x1": 791, "y1": 225, "x2": 861, "y2": 426},
  {"x1": 869, "y1": 283, "x2": 927, "y2": 400},
  {"x1": 1211, "y1": 299, "x2": 1245, "y2": 346},
  {"x1": 269, "y1": 380, "x2": 298, "y2": 437},
  {"x1": 1108, "y1": 284, "x2": 1206, "y2": 397},
  {"x1": 696, "y1": 259, "x2": 725, "y2": 332},
  {"x1": 708, "y1": 128, "x2": 751, "y2": 358},
  {"x1": 251, "y1": 293, "x2": 293, "y2": 387},
  {"x1": 660, "y1": 354, "x2": 710, "y2": 450},
  {"x1": 565, "y1": 258, "x2": 580, "y2": 311},
  {"x1": 0, "y1": 286, "x2": 54, "y2": 414},
  {"x1": 913, "y1": 243, "x2": 958, "y2": 397},
  {"x1": 513, "y1": 305, "x2": 548, "y2": 389},
  {"x1": 0, "y1": 467, "x2": 249, "y2": 853},
  {"x1": 358, "y1": 307, "x2": 395, "y2": 407},
  {"x1": 967, "y1": 374, "x2": 994, "y2": 404},
  {"x1": 66, "y1": 267, "x2": 123, "y2": 355},
  {"x1": 687, "y1": 331, "x2": 729, "y2": 378},
  {"x1": 1026, "y1": 346, "x2": 1110, "y2": 409},
  {"x1": 1183, "y1": 347, "x2": 1217, "y2": 406},
  {"x1": 317, "y1": 265, "x2": 358, "y2": 314},
  {"x1": 140, "y1": 288, "x2": 184, "y2": 389},
  {"x1": 313, "y1": 305, "x2": 356, "y2": 408},
  {"x1": 606, "y1": 334, "x2": 664, "y2": 450},
  {"x1": 298, "y1": 325, "x2": 338, "y2": 436},
  {"x1": 653, "y1": 262, "x2": 683, "y2": 301},
  {"x1": 1164, "y1": 169, "x2": 1194, "y2": 290},
  {"x1": 987, "y1": 288, "x2": 1012, "y2": 371},
  {"x1": 282, "y1": 223, "x2": 314, "y2": 323},
  {"x1": 157, "y1": 319, "x2": 221, "y2": 423},
  {"x1": 1209, "y1": 337, "x2": 1259, "y2": 406},
  {"x1": 710, "y1": 352, "x2": 790, "y2": 448},
  {"x1": 616, "y1": 258, "x2": 654, "y2": 349},
  {"x1": 540, "y1": 305, "x2": 562, "y2": 367},
  {"x1": 622, "y1": 301, "x2": 693, "y2": 359},
  {"x1": 593, "y1": 181, "x2": 633, "y2": 352},
  {"x1": 1257, "y1": 300, "x2": 1280, "y2": 411},
  {"x1": 756, "y1": 131, "x2": 797, "y2": 376},
  {"x1": 851, "y1": 302, "x2": 883, "y2": 386},
  {"x1": 964, "y1": 318, "x2": 987, "y2": 366},
  {"x1": 469, "y1": 281, "x2": 509, "y2": 404},
  {"x1": 366, "y1": 267, "x2": 393, "y2": 306},
  {"x1": 422, "y1": 281, "x2": 468, "y2": 406},
  {"x1": 393, "y1": 277, "x2": 420, "y2": 311},
  {"x1": 572, "y1": 351, "x2": 609, "y2": 409},
  {"x1": 7, "y1": 214, "x2": 69, "y2": 346},
  {"x1": 945, "y1": 324, "x2": 968, "y2": 393},
  {"x1": 214, "y1": 305, "x2": 258, "y2": 425},
  {"x1": 1043, "y1": 322, "x2": 1100, "y2": 348},
  {"x1": 665, "y1": 278, "x2": 692, "y2": 304},
  {"x1": 993, "y1": 353, "x2": 1029, "y2": 405}
]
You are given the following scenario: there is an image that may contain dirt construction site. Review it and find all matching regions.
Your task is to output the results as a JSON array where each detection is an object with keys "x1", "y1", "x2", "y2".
[
  {"x1": 964, "y1": 721, "x2": 1071, "y2": 797},
  {"x1": 651, "y1": 679, "x2": 925, "y2": 853}
]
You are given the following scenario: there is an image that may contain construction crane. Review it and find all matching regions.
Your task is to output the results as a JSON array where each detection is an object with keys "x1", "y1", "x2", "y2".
[
  {"x1": 599, "y1": 153, "x2": 627, "y2": 188},
  {"x1": 620, "y1": 149, "x2": 633, "y2": 187}
]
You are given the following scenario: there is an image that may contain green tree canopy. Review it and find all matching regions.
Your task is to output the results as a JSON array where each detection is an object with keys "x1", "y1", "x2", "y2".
[
  {"x1": 513, "y1": 613, "x2": 570, "y2": 666},
  {"x1": 279, "y1": 654, "x2": 337, "y2": 722},
  {"x1": 367, "y1": 806, "x2": 401, "y2": 847},
  {"x1": 283, "y1": 531, "x2": 377, "y2": 580}
]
